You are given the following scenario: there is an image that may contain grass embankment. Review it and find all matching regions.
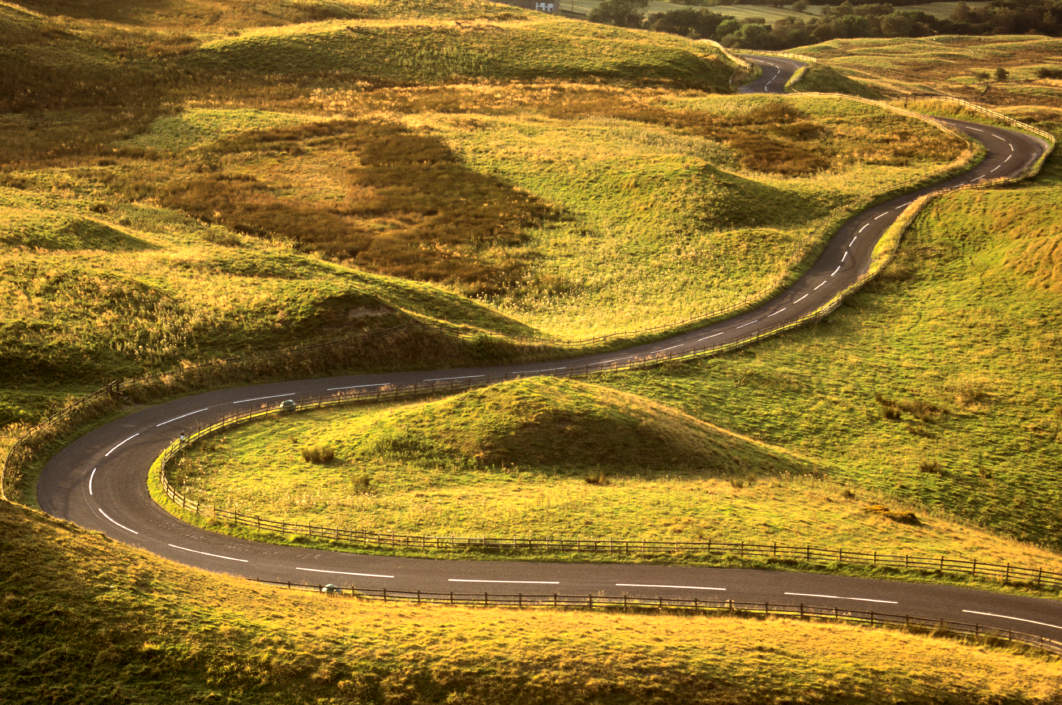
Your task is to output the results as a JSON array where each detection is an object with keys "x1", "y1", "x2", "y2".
[
  {"x1": 601, "y1": 118, "x2": 1062, "y2": 553},
  {"x1": 797, "y1": 35, "x2": 1062, "y2": 107},
  {"x1": 2, "y1": 499, "x2": 1061, "y2": 705},
  {"x1": 168, "y1": 377, "x2": 1062, "y2": 574}
]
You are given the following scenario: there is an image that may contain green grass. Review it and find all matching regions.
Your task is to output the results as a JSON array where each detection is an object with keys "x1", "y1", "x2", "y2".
[
  {"x1": 4, "y1": 498, "x2": 1062, "y2": 705},
  {"x1": 418, "y1": 91, "x2": 968, "y2": 337},
  {"x1": 167, "y1": 377, "x2": 1062, "y2": 574},
  {"x1": 598, "y1": 120, "x2": 1062, "y2": 553}
]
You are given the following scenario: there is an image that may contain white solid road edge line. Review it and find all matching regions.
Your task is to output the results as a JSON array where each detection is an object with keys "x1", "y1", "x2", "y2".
[
  {"x1": 448, "y1": 579, "x2": 561, "y2": 585},
  {"x1": 296, "y1": 567, "x2": 394, "y2": 579},
  {"x1": 616, "y1": 583, "x2": 726, "y2": 591},
  {"x1": 98, "y1": 507, "x2": 139, "y2": 535},
  {"x1": 784, "y1": 592, "x2": 898, "y2": 605},
  {"x1": 104, "y1": 432, "x2": 140, "y2": 457},
  {"x1": 232, "y1": 392, "x2": 294, "y2": 405},
  {"x1": 168, "y1": 543, "x2": 249, "y2": 563},
  {"x1": 88, "y1": 467, "x2": 97, "y2": 496},
  {"x1": 962, "y1": 610, "x2": 1062, "y2": 631},
  {"x1": 424, "y1": 375, "x2": 485, "y2": 383},
  {"x1": 156, "y1": 408, "x2": 209, "y2": 427}
]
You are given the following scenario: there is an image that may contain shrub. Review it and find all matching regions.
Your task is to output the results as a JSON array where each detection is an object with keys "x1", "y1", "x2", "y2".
[
  {"x1": 585, "y1": 470, "x2": 609, "y2": 485},
  {"x1": 301, "y1": 445, "x2": 334, "y2": 464}
]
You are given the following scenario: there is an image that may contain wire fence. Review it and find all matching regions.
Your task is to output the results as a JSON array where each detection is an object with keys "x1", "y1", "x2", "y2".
[{"x1": 255, "y1": 579, "x2": 1062, "y2": 656}]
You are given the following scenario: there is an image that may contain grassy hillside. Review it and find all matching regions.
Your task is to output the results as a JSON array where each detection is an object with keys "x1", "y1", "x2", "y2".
[
  {"x1": 798, "y1": 35, "x2": 1062, "y2": 107},
  {"x1": 166, "y1": 377, "x2": 1062, "y2": 573},
  {"x1": 3, "y1": 499, "x2": 1061, "y2": 705},
  {"x1": 602, "y1": 116, "x2": 1062, "y2": 553}
]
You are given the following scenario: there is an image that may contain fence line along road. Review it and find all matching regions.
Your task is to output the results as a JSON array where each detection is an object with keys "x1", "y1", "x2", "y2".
[
  {"x1": 256, "y1": 579, "x2": 1062, "y2": 656},
  {"x1": 154, "y1": 382, "x2": 1062, "y2": 594}
]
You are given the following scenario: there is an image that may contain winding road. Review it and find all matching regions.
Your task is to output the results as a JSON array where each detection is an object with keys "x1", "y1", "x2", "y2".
[{"x1": 34, "y1": 57, "x2": 1062, "y2": 644}]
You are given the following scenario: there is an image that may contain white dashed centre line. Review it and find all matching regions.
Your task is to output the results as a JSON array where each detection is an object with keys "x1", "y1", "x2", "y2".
[
  {"x1": 990, "y1": 164, "x2": 1002, "y2": 174},
  {"x1": 841, "y1": 251, "x2": 848, "y2": 262},
  {"x1": 168, "y1": 543, "x2": 248, "y2": 563},
  {"x1": 813, "y1": 280, "x2": 828, "y2": 291},
  {"x1": 849, "y1": 235, "x2": 858, "y2": 247},
  {"x1": 830, "y1": 266, "x2": 841, "y2": 277},
  {"x1": 448, "y1": 579, "x2": 560, "y2": 585},
  {"x1": 967, "y1": 126, "x2": 984, "y2": 133},
  {"x1": 858, "y1": 223, "x2": 870, "y2": 233},
  {"x1": 874, "y1": 212, "x2": 887, "y2": 221},
  {"x1": 424, "y1": 375, "x2": 485, "y2": 383},
  {"x1": 296, "y1": 567, "x2": 394, "y2": 579},
  {"x1": 767, "y1": 307, "x2": 786, "y2": 318},
  {"x1": 658, "y1": 345, "x2": 681, "y2": 352},
  {"x1": 99, "y1": 508, "x2": 139, "y2": 535},
  {"x1": 327, "y1": 383, "x2": 385, "y2": 391},
  {"x1": 105, "y1": 432, "x2": 140, "y2": 457},
  {"x1": 962, "y1": 610, "x2": 1062, "y2": 631},
  {"x1": 785, "y1": 592, "x2": 897, "y2": 605},
  {"x1": 698, "y1": 332, "x2": 724, "y2": 342},
  {"x1": 88, "y1": 467, "x2": 97, "y2": 496},
  {"x1": 232, "y1": 392, "x2": 294, "y2": 404},
  {"x1": 793, "y1": 293, "x2": 809, "y2": 304},
  {"x1": 156, "y1": 408, "x2": 209, "y2": 427},
  {"x1": 1004, "y1": 154, "x2": 1012, "y2": 163},
  {"x1": 736, "y1": 319, "x2": 758, "y2": 329},
  {"x1": 616, "y1": 583, "x2": 726, "y2": 591}
]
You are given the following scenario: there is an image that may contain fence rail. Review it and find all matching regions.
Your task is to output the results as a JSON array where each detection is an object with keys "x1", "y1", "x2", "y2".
[
  {"x1": 256, "y1": 579, "x2": 1062, "y2": 656},
  {"x1": 155, "y1": 375, "x2": 1062, "y2": 593}
]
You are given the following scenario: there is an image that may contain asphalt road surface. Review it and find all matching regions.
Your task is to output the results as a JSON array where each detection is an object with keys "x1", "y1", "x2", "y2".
[{"x1": 34, "y1": 56, "x2": 1062, "y2": 642}]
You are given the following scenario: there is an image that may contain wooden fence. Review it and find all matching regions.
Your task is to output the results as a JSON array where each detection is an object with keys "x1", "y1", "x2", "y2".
[{"x1": 256, "y1": 579, "x2": 1062, "y2": 656}]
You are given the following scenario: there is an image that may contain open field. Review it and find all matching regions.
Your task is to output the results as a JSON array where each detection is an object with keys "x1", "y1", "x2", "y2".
[
  {"x1": 3, "y1": 499, "x2": 1061, "y2": 705},
  {"x1": 798, "y1": 35, "x2": 1062, "y2": 107},
  {"x1": 170, "y1": 377, "x2": 1062, "y2": 573}
]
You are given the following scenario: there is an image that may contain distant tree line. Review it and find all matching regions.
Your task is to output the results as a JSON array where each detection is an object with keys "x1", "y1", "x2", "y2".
[{"x1": 589, "y1": 0, "x2": 1062, "y2": 49}]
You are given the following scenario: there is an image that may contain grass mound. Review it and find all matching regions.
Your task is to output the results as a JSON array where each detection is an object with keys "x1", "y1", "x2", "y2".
[
  {"x1": 789, "y1": 65, "x2": 882, "y2": 100},
  {"x1": 352, "y1": 377, "x2": 808, "y2": 476},
  {"x1": 15, "y1": 0, "x2": 525, "y2": 29},
  {"x1": 185, "y1": 17, "x2": 735, "y2": 90},
  {"x1": 0, "y1": 207, "x2": 152, "y2": 251},
  {"x1": 3, "y1": 500, "x2": 1060, "y2": 705}
]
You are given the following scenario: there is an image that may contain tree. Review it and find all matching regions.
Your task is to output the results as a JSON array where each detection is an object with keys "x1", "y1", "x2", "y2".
[
  {"x1": 995, "y1": 66, "x2": 1009, "y2": 81},
  {"x1": 588, "y1": 0, "x2": 648, "y2": 28}
]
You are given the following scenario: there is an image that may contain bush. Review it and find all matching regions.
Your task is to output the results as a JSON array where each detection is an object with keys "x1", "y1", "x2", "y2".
[
  {"x1": 301, "y1": 445, "x2": 334, "y2": 464},
  {"x1": 1037, "y1": 67, "x2": 1062, "y2": 79}
]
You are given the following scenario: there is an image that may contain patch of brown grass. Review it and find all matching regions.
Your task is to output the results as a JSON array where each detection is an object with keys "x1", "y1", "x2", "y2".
[{"x1": 112, "y1": 119, "x2": 557, "y2": 295}]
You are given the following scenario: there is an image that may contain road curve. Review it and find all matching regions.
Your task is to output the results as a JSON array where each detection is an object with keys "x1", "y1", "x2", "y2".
[{"x1": 34, "y1": 58, "x2": 1062, "y2": 642}]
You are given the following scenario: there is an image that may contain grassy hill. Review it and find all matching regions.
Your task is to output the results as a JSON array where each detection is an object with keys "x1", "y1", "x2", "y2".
[
  {"x1": 3, "y1": 499, "x2": 1061, "y2": 705},
  {"x1": 166, "y1": 377, "x2": 1062, "y2": 573},
  {"x1": 603, "y1": 115, "x2": 1062, "y2": 553},
  {"x1": 797, "y1": 35, "x2": 1062, "y2": 107}
]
